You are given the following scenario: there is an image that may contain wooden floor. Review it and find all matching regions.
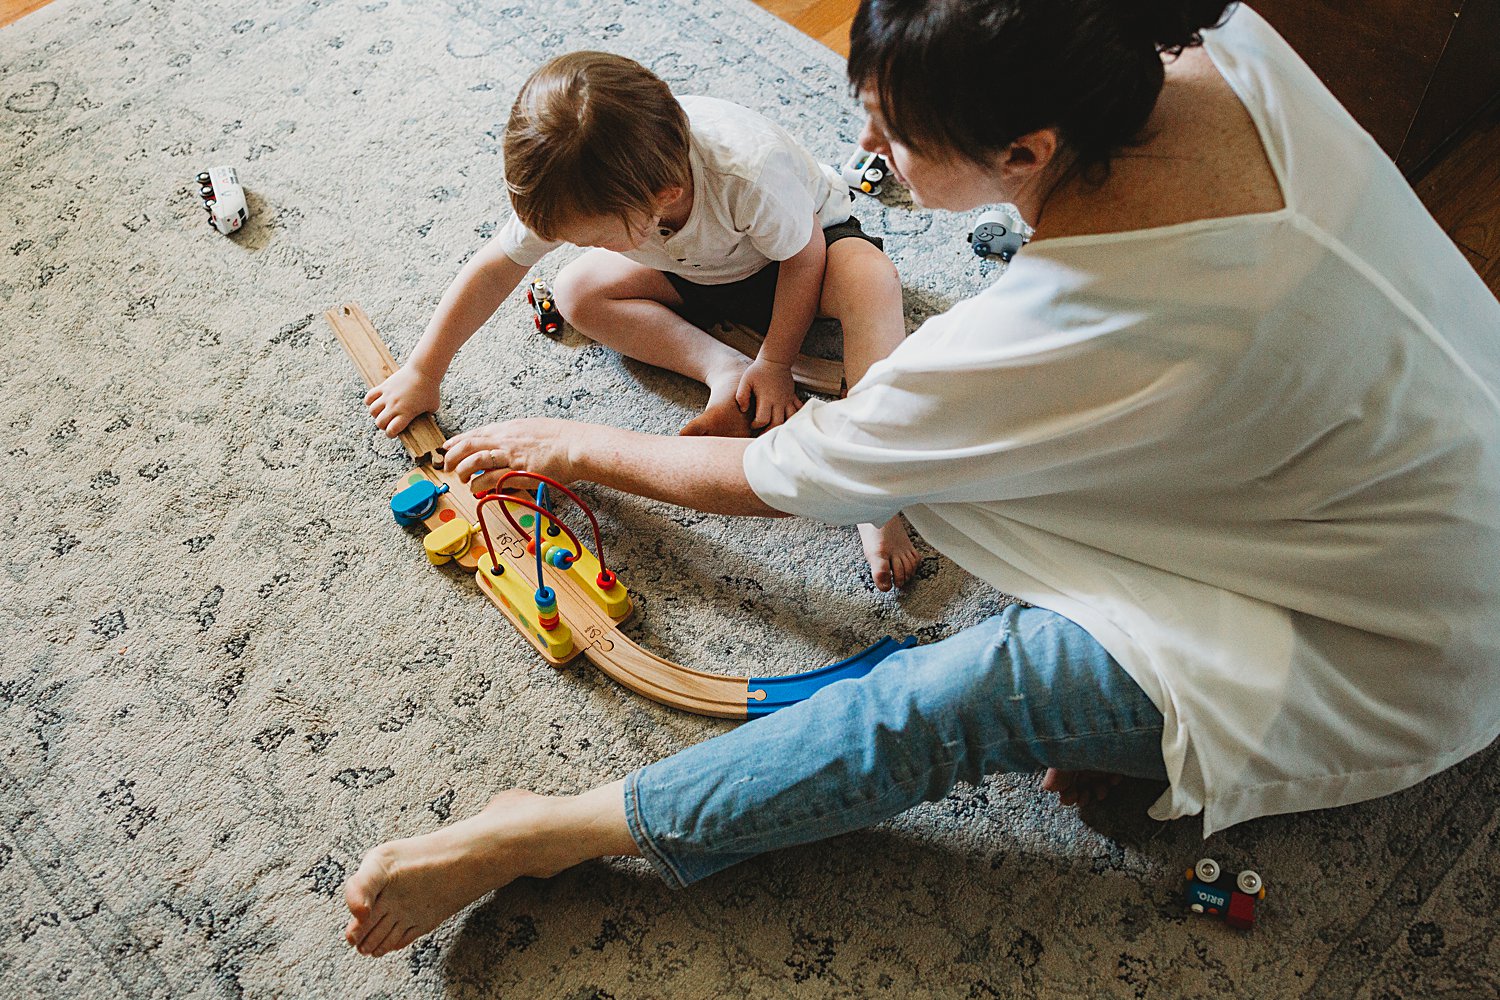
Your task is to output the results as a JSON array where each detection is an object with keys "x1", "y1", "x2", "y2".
[{"x1": 2, "y1": 0, "x2": 1495, "y2": 295}]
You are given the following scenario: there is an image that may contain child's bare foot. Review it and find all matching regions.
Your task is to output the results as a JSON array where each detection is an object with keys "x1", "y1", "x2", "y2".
[
  {"x1": 680, "y1": 362, "x2": 754, "y2": 437},
  {"x1": 858, "y1": 517, "x2": 920, "y2": 592},
  {"x1": 343, "y1": 789, "x2": 570, "y2": 957},
  {"x1": 1041, "y1": 768, "x2": 1123, "y2": 807}
]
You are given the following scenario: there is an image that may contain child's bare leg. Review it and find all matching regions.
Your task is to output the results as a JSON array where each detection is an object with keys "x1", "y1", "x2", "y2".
[
  {"x1": 819, "y1": 238, "x2": 921, "y2": 590},
  {"x1": 343, "y1": 781, "x2": 636, "y2": 957},
  {"x1": 553, "y1": 250, "x2": 752, "y2": 437}
]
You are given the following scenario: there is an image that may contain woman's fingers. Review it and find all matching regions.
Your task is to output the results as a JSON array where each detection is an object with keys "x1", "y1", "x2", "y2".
[
  {"x1": 468, "y1": 467, "x2": 505, "y2": 494},
  {"x1": 441, "y1": 428, "x2": 489, "y2": 465},
  {"x1": 450, "y1": 447, "x2": 499, "y2": 483}
]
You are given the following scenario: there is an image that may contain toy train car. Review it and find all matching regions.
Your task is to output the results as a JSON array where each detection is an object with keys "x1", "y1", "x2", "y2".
[
  {"x1": 1184, "y1": 857, "x2": 1266, "y2": 930},
  {"x1": 196, "y1": 166, "x2": 248, "y2": 235},
  {"x1": 967, "y1": 203, "x2": 1035, "y2": 264},
  {"x1": 526, "y1": 279, "x2": 563, "y2": 336},
  {"x1": 840, "y1": 146, "x2": 888, "y2": 196}
]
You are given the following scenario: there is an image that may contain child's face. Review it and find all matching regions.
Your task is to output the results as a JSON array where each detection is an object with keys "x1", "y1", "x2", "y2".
[{"x1": 550, "y1": 211, "x2": 658, "y2": 253}]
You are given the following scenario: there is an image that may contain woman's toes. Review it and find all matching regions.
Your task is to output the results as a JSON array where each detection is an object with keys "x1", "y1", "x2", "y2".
[
  {"x1": 345, "y1": 881, "x2": 372, "y2": 920},
  {"x1": 355, "y1": 910, "x2": 395, "y2": 955},
  {"x1": 370, "y1": 922, "x2": 409, "y2": 958},
  {"x1": 386, "y1": 925, "x2": 419, "y2": 956}
]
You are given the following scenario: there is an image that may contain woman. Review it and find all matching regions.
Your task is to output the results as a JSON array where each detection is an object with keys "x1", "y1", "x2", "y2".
[{"x1": 343, "y1": 0, "x2": 1500, "y2": 957}]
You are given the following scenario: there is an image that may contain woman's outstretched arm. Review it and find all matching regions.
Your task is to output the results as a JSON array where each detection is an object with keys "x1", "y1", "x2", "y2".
[{"x1": 441, "y1": 417, "x2": 786, "y2": 517}]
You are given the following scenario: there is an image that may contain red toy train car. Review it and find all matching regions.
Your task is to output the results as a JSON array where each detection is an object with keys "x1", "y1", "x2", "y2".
[{"x1": 526, "y1": 279, "x2": 563, "y2": 336}]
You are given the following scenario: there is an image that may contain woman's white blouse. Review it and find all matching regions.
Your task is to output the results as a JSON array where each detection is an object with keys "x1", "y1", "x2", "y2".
[{"x1": 744, "y1": 5, "x2": 1500, "y2": 836}]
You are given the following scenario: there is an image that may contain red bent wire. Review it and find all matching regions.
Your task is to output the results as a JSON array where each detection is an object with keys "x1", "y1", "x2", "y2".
[
  {"x1": 492, "y1": 470, "x2": 612, "y2": 577},
  {"x1": 474, "y1": 493, "x2": 586, "y2": 575}
]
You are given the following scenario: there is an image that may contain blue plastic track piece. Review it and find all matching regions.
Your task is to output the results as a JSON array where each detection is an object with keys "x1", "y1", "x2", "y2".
[{"x1": 745, "y1": 635, "x2": 917, "y2": 718}]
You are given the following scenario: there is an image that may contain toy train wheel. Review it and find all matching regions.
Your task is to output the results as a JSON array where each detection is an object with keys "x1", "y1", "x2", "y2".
[
  {"x1": 526, "y1": 288, "x2": 536, "y2": 307},
  {"x1": 1195, "y1": 858, "x2": 1220, "y2": 883},
  {"x1": 1237, "y1": 870, "x2": 1263, "y2": 895},
  {"x1": 532, "y1": 314, "x2": 542, "y2": 332}
]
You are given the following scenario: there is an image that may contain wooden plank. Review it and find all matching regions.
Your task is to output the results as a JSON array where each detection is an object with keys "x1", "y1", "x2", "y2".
[
  {"x1": 0, "y1": 0, "x2": 53, "y2": 29},
  {"x1": 1253, "y1": 0, "x2": 1461, "y2": 160},
  {"x1": 818, "y1": 16, "x2": 855, "y2": 58},
  {"x1": 1398, "y1": 0, "x2": 1500, "y2": 174},
  {"x1": 754, "y1": 0, "x2": 855, "y2": 55},
  {"x1": 1414, "y1": 110, "x2": 1500, "y2": 297}
]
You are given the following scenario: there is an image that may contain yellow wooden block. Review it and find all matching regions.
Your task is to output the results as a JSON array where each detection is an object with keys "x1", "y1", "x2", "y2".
[
  {"x1": 554, "y1": 539, "x2": 631, "y2": 619},
  {"x1": 476, "y1": 553, "x2": 575, "y2": 659}
]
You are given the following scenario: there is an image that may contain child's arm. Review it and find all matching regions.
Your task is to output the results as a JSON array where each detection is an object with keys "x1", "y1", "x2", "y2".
[
  {"x1": 366, "y1": 242, "x2": 533, "y2": 437},
  {"x1": 735, "y1": 218, "x2": 826, "y2": 429}
]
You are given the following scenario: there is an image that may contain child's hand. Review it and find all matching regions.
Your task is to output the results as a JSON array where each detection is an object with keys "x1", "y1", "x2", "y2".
[
  {"x1": 365, "y1": 363, "x2": 442, "y2": 438},
  {"x1": 735, "y1": 359, "x2": 801, "y2": 430}
]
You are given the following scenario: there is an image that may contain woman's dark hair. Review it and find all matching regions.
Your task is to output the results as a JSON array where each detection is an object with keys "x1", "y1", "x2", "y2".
[{"x1": 848, "y1": 0, "x2": 1237, "y2": 174}]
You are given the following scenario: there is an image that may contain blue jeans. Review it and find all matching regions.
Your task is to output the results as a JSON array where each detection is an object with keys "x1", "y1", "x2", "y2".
[{"x1": 623, "y1": 605, "x2": 1167, "y2": 888}]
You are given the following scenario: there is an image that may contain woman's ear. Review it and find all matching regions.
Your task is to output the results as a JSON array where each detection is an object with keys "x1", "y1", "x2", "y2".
[{"x1": 997, "y1": 128, "x2": 1061, "y2": 185}]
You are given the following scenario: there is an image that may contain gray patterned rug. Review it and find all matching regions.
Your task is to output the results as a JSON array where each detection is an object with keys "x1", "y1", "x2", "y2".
[{"x1": 1, "y1": 0, "x2": 1496, "y2": 996}]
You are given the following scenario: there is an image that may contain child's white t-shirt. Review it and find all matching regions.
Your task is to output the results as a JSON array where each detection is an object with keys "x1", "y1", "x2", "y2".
[
  {"x1": 743, "y1": 5, "x2": 1500, "y2": 836},
  {"x1": 496, "y1": 95, "x2": 851, "y2": 285}
]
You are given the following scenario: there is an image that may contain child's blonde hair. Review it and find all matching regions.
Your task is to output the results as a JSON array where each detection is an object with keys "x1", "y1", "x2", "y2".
[{"x1": 504, "y1": 52, "x2": 692, "y2": 240}]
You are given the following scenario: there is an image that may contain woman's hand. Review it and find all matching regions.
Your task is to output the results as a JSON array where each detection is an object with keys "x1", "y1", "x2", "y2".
[
  {"x1": 442, "y1": 418, "x2": 576, "y2": 494},
  {"x1": 365, "y1": 363, "x2": 442, "y2": 438},
  {"x1": 734, "y1": 358, "x2": 802, "y2": 430}
]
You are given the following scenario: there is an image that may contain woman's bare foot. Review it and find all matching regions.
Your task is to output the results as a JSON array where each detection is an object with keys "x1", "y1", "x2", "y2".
[
  {"x1": 858, "y1": 517, "x2": 920, "y2": 592},
  {"x1": 680, "y1": 362, "x2": 754, "y2": 437},
  {"x1": 1041, "y1": 768, "x2": 1123, "y2": 807},
  {"x1": 343, "y1": 783, "x2": 637, "y2": 957}
]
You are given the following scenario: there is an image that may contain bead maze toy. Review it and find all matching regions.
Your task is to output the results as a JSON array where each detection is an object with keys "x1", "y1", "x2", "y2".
[{"x1": 326, "y1": 302, "x2": 914, "y2": 719}]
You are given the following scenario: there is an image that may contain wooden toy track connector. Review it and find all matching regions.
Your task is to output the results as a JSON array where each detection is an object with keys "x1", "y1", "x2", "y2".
[{"x1": 326, "y1": 302, "x2": 912, "y2": 719}]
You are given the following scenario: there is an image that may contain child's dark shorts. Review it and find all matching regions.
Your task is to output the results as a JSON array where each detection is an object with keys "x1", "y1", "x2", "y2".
[{"x1": 662, "y1": 217, "x2": 883, "y2": 334}]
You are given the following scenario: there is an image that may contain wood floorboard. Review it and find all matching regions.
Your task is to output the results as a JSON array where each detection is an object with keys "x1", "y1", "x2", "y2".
[
  {"x1": 1416, "y1": 112, "x2": 1500, "y2": 273},
  {"x1": 0, "y1": 0, "x2": 52, "y2": 29}
]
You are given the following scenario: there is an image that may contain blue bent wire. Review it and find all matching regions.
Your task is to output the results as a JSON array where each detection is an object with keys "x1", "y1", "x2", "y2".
[{"x1": 533, "y1": 483, "x2": 549, "y2": 604}]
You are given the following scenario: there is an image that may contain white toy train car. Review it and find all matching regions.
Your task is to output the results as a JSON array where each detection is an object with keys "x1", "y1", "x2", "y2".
[{"x1": 196, "y1": 166, "x2": 248, "y2": 235}]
